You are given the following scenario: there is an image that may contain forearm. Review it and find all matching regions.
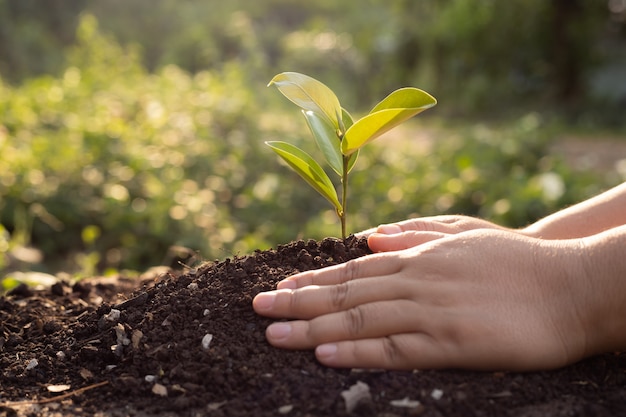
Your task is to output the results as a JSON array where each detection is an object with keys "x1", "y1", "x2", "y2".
[
  {"x1": 523, "y1": 182, "x2": 626, "y2": 239},
  {"x1": 580, "y1": 224, "x2": 626, "y2": 355}
]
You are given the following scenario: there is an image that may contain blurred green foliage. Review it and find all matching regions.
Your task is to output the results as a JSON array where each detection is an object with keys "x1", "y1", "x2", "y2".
[
  {"x1": 1, "y1": 0, "x2": 625, "y2": 121},
  {"x1": 1, "y1": 16, "x2": 269, "y2": 276},
  {"x1": 0, "y1": 6, "x2": 623, "y2": 286}
]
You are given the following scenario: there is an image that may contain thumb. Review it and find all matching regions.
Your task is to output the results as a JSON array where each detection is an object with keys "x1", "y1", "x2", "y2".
[{"x1": 367, "y1": 231, "x2": 449, "y2": 252}]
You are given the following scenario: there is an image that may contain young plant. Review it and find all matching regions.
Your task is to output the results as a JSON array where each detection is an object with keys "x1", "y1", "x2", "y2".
[{"x1": 266, "y1": 72, "x2": 436, "y2": 239}]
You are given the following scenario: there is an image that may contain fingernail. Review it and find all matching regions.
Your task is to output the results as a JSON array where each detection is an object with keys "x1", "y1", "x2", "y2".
[
  {"x1": 267, "y1": 323, "x2": 292, "y2": 340},
  {"x1": 378, "y1": 224, "x2": 402, "y2": 234},
  {"x1": 316, "y1": 343, "x2": 338, "y2": 360},
  {"x1": 254, "y1": 292, "x2": 276, "y2": 311},
  {"x1": 277, "y1": 279, "x2": 296, "y2": 290}
]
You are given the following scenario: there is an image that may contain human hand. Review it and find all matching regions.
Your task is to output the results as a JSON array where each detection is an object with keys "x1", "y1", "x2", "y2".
[
  {"x1": 358, "y1": 215, "x2": 510, "y2": 251},
  {"x1": 253, "y1": 229, "x2": 593, "y2": 371}
]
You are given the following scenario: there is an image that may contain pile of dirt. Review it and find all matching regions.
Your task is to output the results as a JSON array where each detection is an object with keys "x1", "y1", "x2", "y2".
[{"x1": 1, "y1": 236, "x2": 625, "y2": 417}]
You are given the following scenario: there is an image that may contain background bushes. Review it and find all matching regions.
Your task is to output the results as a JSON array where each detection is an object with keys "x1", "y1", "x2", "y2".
[{"x1": 1, "y1": 0, "x2": 625, "y2": 118}]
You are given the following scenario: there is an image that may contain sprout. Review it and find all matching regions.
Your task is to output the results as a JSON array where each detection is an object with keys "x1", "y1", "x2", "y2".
[{"x1": 267, "y1": 72, "x2": 436, "y2": 238}]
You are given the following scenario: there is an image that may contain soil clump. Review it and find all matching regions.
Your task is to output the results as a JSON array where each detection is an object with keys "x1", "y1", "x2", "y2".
[{"x1": 1, "y1": 236, "x2": 625, "y2": 416}]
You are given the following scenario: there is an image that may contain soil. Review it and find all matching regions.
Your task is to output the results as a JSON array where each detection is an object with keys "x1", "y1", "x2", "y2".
[{"x1": 1, "y1": 236, "x2": 625, "y2": 417}]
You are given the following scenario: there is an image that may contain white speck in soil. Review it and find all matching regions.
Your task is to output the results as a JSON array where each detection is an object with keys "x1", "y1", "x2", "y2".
[
  {"x1": 390, "y1": 397, "x2": 422, "y2": 408},
  {"x1": 131, "y1": 329, "x2": 143, "y2": 349},
  {"x1": 110, "y1": 344, "x2": 122, "y2": 356},
  {"x1": 80, "y1": 368, "x2": 94, "y2": 380},
  {"x1": 47, "y1": 384, "x2": 71, "y2": 393},
  {"x1": 104, "y1": 309, "x2": 121, "y2": 322},
  {"x1": 207, "y1": 401, "x2": 227, "y2": 411},
  {"x1": 115, "y1": 324, "x2": 130, "y2": 346},
  {"x1": 341, "y1": 380, "x2": 371, "y2": 413},
  {"x1": 431, "y1": 388, "x2": 444, "y2": 400},
  {"x1": 161, "y1": 314, "x2": 174, "y2": 326},
  {"x1": 25, "y1": 359, "x2": 38, "y2": 370},
  {"x1": 152, "y1": 383, "x2": 168, "y2": 397},
  {"x1": 201, "y1": 333, "x2": 214, "y2": 350}
]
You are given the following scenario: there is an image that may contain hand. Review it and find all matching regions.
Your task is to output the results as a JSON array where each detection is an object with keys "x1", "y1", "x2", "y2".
[
  {"x1": 360, "y1": 215, "x2": 510, "y2": 251},
  {"x1": 253, "y1": 229, "x2": 594, "y2": 371}
]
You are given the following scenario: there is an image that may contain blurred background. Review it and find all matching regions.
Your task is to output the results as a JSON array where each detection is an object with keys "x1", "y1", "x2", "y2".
[{"x1": 1, "y1": 0, "x2": 625, "y2": 287}]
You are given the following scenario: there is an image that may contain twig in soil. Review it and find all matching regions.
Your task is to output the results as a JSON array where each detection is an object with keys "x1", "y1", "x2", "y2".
[{"x1": 0, "y1": 380, "x2": 109, "y2": 407}]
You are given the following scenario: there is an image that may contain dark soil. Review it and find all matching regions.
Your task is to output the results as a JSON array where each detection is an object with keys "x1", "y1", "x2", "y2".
[{"x1": 1, "y1": 236, "x2": 625, "y2": 417}]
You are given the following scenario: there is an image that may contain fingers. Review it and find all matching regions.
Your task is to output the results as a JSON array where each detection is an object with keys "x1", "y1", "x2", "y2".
[
  {"x1": 375, "y1": 216, "x2": 501, "y2": 236},
  {"x1": 263, "y1": 299, "x2": 425, "y2": 350},
  {"x1": 377, "y1": 218, "x2": 457, "y2": 234},
  {"x1": 315, "y1": 335, "x2": 436, "y2": 370},
  {"x1": 275, "y1": 251, "x2": 402, "y2": 290},
  {"x1": 367, "y1": 231, "x2": 448, "y2": 252},
  {"x1": 314, "y1": 334, "x2": 494, "y2": 370},
  {"x1": 254, "y1": 276, "x2": 410, "y2": 319},
  {"x1": 358, "y1": 217, "x2": 453, "y2": 237},
  {"x1": 264, "y1": 309, "x2": 454, "y2": 370},
  {"x1": 274, "y1": 232, "x2": 448, "y2": 295}
]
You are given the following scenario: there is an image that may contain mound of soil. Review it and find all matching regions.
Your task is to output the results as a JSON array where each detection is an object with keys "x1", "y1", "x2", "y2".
[{"x1": 1, "y1": 236, "x2": 625, "y2": 417}]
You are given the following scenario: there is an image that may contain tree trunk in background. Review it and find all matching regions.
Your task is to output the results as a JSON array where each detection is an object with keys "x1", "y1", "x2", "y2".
[{"x1": 549, "y1": 0, "x2": 585, "y2": 104}]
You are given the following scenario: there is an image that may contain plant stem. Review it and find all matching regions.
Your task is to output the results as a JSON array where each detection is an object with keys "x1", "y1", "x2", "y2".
[{"x1": 340, "y1": 155, "x2": 350, "y2": 239}]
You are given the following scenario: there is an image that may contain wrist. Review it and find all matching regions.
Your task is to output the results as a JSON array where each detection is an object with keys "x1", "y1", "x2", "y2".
[{"x1": 575, "y1": 227, "x2": 626, "y2": 357}]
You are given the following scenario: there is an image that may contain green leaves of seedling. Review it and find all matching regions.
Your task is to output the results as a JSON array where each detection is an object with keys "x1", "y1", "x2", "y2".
[
  {"x1": 266, "y1": 72, "x2": 436, "y2": 238},
  {"x1": 342, "y1": 87, "x2": 437, "y2": 156},
  {"x1": 264, "y1": 140, "x2": 342, "y2": 214},
  {"x1": 268, "y1": 72, "x2": 343, "y2": 132},
  {"x1": 303, "y1": 110, "x2": 358, "y2": 176}
]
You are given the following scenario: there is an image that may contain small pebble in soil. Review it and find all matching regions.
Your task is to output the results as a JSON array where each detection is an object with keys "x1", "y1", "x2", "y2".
[
  {"x1": 431, "y1": 389, "x2": 444, "y2": 400},
  {"x1": 47, "y1": 384, "x2": 71, "y2": 393},
  {"x1": 161, "y1": 314, "x2": 173, "y2": 326},
  {"x1": 277, "y1": 404, "x2": 293, "y2": 414},
  {"x1": 25, "y1": 358, "x2": 38, "y2": 370},
  {"x1": 115, "y1": 324, "x2": 130, "y2": 346},
  {"x1": 104, "y1": 309, "x2": 121, "y2": 322},
  {"x1": 390, "y1": 397, "x2": 422, "y2": 409},
  {"x1": 341, "y1": 380, "x2": 371, "y2": 413},
  {"x1": 201, "y1": 333, "x2": 213, "y2": 350},
  {"x1": 131, "y1": 329, "x2": 143, "y2": 348},
  {"x1": 111, "y1": 324, "x2": 129, "y2": 357},
  {"x1": 80, "y1": 368, "x2": 94, "y2": 380},
  {"x1": 207, "y1": 401, "x2": 227, "y2": 411},
  {"x1": 152, "y1": 383, "x2": 168, "y2": 397}
]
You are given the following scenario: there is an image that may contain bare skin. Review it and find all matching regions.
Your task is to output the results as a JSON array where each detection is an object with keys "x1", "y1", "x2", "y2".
[{"x1": 253, "y1": 183, "x2": 626, "y2": 371}]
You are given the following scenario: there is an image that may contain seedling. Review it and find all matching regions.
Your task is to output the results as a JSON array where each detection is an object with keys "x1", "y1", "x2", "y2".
[{"x1": 267, "y1": 72, "x2": 436, "y2": 239}]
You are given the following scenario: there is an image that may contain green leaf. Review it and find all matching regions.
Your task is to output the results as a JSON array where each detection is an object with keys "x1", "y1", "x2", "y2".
[
  {"x1": 341, "y1": 108, "x2": 354, "y2": 131},
  {"x1": 303, "y1": 110, "x2": 343, "y2": 176},
  {"x1": 265, "y1": 141, "x2": 342, "y2": 212},
  {"x1": 346, "y1": 149, "x2": 359, "y2": 174},
  {"x1": 268, "y1": 72, "x2": 342, "y2": 130},
  {"x1": 339, "y1": 109, "x2": 359, "y2": 173},
  {"x1": 341, "y1": 87, "x2": 436, "y2": 155},
  {"x1": 370, "y1": 87, "x2": 437, "y2": 114}
]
